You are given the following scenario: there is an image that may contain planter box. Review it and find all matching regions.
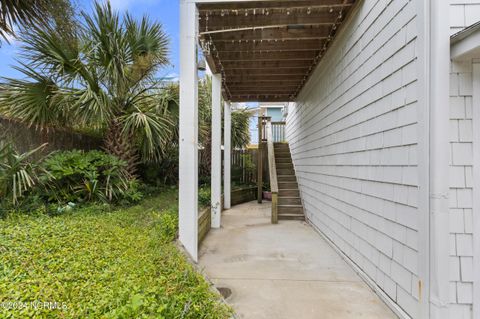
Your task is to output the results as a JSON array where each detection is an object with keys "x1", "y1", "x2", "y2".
[
  {"x1": 198, "y1": 187, "x2": 257, "y2": 246},
  {"x1": 232, "y1": 186, "x2": 258, "y2": 206},
  {"x1": 198, "y1": 206, "x2": 211, "y2": 246},
  {"x1": 262, "y1": 191, "x2": 272, "y2": 201}
]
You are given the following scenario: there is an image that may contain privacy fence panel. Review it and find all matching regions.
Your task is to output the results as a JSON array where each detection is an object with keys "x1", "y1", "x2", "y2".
[{"x1": 0, "y1": 117, "x2": 102, "y2": 155}]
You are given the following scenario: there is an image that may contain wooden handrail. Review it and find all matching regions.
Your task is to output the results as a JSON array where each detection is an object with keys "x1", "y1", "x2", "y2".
[{"x1": 265, "y1": 119, "x2": 278, "y2": 224}]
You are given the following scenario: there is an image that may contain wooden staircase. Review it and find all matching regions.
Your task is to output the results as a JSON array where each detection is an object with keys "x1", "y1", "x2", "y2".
[{"x1": 274, "y1": 143, "x2": 304, "y2": 221}]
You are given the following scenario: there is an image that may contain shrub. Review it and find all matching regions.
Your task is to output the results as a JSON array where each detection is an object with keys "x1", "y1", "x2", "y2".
[
  {"x1": 198, "y1": 186, "x2": 211, "y2": 208},
  {"x1": 41, "y1": 150, "x2": 142, "y2": 204},
  {"x1": 0, "y1": 189, "x2": 231, "y2": 318},
  {"x1": 0, "y1": 142, "x2": 50, "y2": 206}
]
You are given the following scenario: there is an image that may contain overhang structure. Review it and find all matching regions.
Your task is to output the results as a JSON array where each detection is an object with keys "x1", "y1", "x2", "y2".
[
  {"x1": 179, "y1": 0, "x2": 357, "y2": 262},
  {"x1": 197, "y1": 0, "x2": 357, "y2": 102}
]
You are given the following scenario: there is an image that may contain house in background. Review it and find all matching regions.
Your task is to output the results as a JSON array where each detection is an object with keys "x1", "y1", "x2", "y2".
[
  {"x1": 259, "y1": 102, "x2": 286, "y2": 122},
  {"x1": 179, "y1": 1, "x2": 480, "y2": 318},
  {"x1": 249, "y1": 103, "x2": 287, "y2": 145}
]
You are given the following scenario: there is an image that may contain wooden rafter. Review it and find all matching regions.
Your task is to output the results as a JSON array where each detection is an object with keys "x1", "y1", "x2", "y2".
[
  {"x1": 212, "y1": 39, "x2": 327, "y2": 52},
  {"x1": 201, "y1": 26, "x2": 331, "y2": 42},
  {"x1": 200, "y1": 10, "x2": 341, "y2": 31},
  {"x1": 217, "y1": 50, "x2": 319, "y2": 61},
  {"x1": 198, "y1": 0, "x2": 357, "y2": 102},
  {"x1": 197, "y1": 0, "x2": 354, "y2": 11}
]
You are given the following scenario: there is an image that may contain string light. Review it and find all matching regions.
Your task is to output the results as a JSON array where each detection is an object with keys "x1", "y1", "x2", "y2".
[{"x1": 199, "y1": 3, "x2": 350, "y2": 101}]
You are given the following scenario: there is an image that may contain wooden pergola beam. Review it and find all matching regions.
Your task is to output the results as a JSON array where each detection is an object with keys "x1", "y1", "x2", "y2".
[
  {"x1": 229, "y1": 91, "x2": 296, "y2": 96},
  {"x1": 212, "y1": 39, "x2": 326, "y2": 52},
  {"x1": 220, "y1": 60, "x2": 312, "y2": 69},
  {"x1": 225, "y1": 74, "x2": 305, "y2": 82},
  {"x1": 218, "y1": 50, "x2": 318, "y2": 61},
  {"x1": 197, "y1": 0, "x2": 354, "y2": 11},
  {"x1": 225, "y1": 84, "x2": 299, "y2": 89},
  {"x1": 224, "y1": 67, "x2": 309, "y2": 76},
  {"x1": 230, "y1": 94, "x2": 293, "y2": 102},
  {"x1": 225, "y1": 79, "x2": 301, "y2": 85},
  {"x1": 199, "y1": 10, "x2": 340, "y2": 31},
  {"x1": 202, "y1": 26, "x2": 331, "y2": 42},
  {"x1": 197, "y1": 0, "x2": 357, "y2": 102}
]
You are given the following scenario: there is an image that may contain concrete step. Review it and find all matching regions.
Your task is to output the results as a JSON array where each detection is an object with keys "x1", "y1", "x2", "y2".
[
  {"x1": 278, "y1": 175, "x2": 296, "y2": 182},
  {"x1": 278, "y1": 181, "x2": 298, "y2": 189},
  {"x1": 278, "y1": 205, "x2": 304, "y2": 216},
  {"x1": 278, "y1": 196, "x2": 302, "y2": 205},
  {"x1": 279, "y1": 189, "x2": 300, "y2": 197}
]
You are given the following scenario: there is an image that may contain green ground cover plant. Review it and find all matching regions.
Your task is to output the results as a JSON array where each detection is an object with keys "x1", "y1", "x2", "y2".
[{"x1": 0, "y1": 188, "x2": 231, "y2": 318}]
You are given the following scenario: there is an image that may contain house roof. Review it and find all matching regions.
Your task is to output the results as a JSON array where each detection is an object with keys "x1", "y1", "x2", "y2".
[{"x1": 197, "y1": 0, "x2": 357, "y2": 102}]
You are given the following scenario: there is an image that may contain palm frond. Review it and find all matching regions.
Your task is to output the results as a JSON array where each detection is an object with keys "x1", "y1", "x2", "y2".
[
  {"x1": 125, "y1": 13, "x2": 169, "y2": 83},
  {"x1": 119, "y1": 106, "x2": 173, "y2": 162},
  {"x1": 0, "y1": 0, "x2": 46, "y2": 43},
  {"x1": 0, "y1": 64, "x2": 67, "y2": 128},
  {"x1": 0, "y1": 142, "x2": 49, "y2": 205}
]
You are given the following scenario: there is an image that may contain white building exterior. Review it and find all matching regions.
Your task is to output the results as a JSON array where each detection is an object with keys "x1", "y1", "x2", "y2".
[
  {"x1": 285, "y1": 1, "x2": 479, "y2": 318},
  {"x1": 180, "y1": 1, "x2": 480, "y2": 318}
]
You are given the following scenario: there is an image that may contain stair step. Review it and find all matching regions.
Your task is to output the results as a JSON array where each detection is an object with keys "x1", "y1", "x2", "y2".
[
  {"x1": 276, "y1": 163, "x2": 293, "y2": 169},
  {"x1": 278, "y1": 175, "x2": 296, "y2": 182},
  {"x1": 278, "y1": 214, "x2": 305, "y2": 221},
  {"x1": 278, "y1": 181, "x2": 298, "y2": 189},
  {"x1": 278, "y1": 205, "x2": 304, "y2": 216},
  {"x1": 275, "y1": 151, "x2": 291, "y2": 157},
  {"x1": 279, "y1": 189, "x2": 300, "y2": 197},
  {"x1": 275, "y1": 157, "x2": 291, "y2": 163},
  {"x1": 277, "y1": 168, "x2": 295, "y2": 175},
  {"x1": 278, "y1": 197, "x2": 302, "y2": 205}
]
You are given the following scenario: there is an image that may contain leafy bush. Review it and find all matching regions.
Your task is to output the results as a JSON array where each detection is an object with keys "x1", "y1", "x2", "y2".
[
  {"x1": 0, "y1": 142, "x2": 50, "y2": 206},
  {"x1": 41, "y1": 150, "x2": 142, "y2": 204},
  {"x1": 198, "y1": 186, "x2": 211, "y2": 208},
  {"x1": 0, "y1": 189, "x2": 231, "y2": 318}
]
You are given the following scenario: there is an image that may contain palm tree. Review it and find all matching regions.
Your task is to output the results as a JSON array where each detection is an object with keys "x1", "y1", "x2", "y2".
[
  {"x1": 0, "y1": 0, "x2": 75, "y2": 45},
  {"x1": 0, "y1": 1, "x2": 171, "y2": 177},
  {"x1": 154, "y1": 78, "x2": 251, "y2": 183}
]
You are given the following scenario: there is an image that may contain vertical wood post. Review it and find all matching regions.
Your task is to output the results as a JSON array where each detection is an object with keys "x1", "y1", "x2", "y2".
[
  {"x1": 224, "y1": 101, "x2": 231, "y2": 209},
  {"x1": 179, "y1": 0, "x2": 198, "y2": 261},
  {"x1": 257, "y1": 116, "x2": 263, "y2": 203},
  {"x1": 271, "y1": 193, "x2": 278, "y2": 224},
  {"x1": 211, "y1": 73, "x2": 222, "y2": 228}
]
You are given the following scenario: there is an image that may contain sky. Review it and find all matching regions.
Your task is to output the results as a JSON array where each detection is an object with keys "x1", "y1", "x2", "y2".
[{"x1": 0, "y1": 0, "x2": 180, "y2": 80}]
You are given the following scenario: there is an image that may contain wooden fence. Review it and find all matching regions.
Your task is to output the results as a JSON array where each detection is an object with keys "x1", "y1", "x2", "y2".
[
  {"x1": 231, "y1": 148, "x2": 257, "y2": 185},
  {"x1": 0, "y1": 117, "x2": 101, "y2": 155}
]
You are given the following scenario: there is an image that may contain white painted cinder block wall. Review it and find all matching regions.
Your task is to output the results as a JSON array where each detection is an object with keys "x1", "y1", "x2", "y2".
[{"x1": 286, "y1": 0, "x2": 420, "y2": 317}]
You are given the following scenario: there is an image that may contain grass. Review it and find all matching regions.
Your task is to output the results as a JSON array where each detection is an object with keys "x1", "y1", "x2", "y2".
[{"x1": 0, "y1": 187, "x2": 231, "y2": 319}]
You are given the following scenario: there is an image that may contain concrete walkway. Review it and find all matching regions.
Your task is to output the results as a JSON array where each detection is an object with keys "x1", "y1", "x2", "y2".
[{"x1": 198, "y1": 201, "x2": 397, "y2": 319}]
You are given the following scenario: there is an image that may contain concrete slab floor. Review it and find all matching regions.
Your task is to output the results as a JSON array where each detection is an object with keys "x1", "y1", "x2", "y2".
[{"x1": 198, "y1": 201, "x2": 397, "y2": 319}]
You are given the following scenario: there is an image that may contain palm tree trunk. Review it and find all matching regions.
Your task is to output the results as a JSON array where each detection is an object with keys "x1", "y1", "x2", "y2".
[{"x1": 103, "y1": 119, "x2": 139, "y2": 179}]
